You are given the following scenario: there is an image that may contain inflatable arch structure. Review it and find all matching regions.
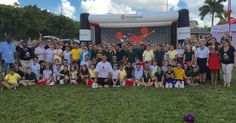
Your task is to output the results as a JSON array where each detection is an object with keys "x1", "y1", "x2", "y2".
[{"x1": 80, "y1": 9, "x2": 190, "y2": 45}]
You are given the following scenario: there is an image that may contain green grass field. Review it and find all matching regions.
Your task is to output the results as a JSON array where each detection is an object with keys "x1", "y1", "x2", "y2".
[{"x1": 0, "y1": 70, "x2": 236, "y2": 123}]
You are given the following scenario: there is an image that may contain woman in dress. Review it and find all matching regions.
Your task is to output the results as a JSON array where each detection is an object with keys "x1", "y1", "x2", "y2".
[{"x1": 208, "y1": 38, "x2": 220, "y2": 86}]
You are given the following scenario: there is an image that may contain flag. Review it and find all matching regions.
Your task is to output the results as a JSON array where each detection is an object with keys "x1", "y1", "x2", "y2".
[
  {"x1": 228, "y1": 0, "x2": 231, "y2": 23},
  {"x1": 228, "y1": 0, "x2": 231, "y2": 33}
]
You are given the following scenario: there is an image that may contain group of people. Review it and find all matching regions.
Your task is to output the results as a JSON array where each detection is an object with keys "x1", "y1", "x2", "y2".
[{"x1": 0, "y1": 33, "x2": 235, "y2": 90}]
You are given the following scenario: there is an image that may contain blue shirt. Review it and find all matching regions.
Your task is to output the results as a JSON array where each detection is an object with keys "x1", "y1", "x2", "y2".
[{"x1": 0, "y1": 42, "x2": 16, "y2": 63}]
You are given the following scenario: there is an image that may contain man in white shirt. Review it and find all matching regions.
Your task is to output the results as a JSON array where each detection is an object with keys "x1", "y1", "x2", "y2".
[{"x1": 95, "y1": 55, "x2": 113, "y2": 87}]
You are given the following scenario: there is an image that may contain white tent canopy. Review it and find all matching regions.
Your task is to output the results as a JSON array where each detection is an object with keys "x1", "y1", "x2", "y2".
[{"x1": 211, "y1": 24, "x2": 236, "y2": 47}]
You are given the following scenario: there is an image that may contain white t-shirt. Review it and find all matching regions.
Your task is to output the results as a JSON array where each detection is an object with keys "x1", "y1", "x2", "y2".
[
  {"x1": 111, "y1": 70, "x2": 120, "y2": 79},
  {"x1": 195, "y1": 46, "x2": 210, "y2": 58},
  {"x1": 34, "y1": 47, "x2": 45, "y2": 61},
  {"x1": 134, "y1": 68, "x2": 143, "y2": 80},
  {"x1": 45, "y1": 48, "x2": 53, "y2": 63},
  {"x1": 95, "y1": 61, "x2": 113, "y2": 78},
  {"x1": 43, "y1": 70, "x2": 52, "y2": 80}
]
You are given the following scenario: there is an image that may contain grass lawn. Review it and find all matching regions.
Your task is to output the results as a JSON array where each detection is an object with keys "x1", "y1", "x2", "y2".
[{"x1": 0, "y1": 70, "x2": 236, "y2": 123}]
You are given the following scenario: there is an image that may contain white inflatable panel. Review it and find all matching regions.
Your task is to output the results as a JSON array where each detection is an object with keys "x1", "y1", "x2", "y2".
[
  {"x1": 89, "y1": 12, "x2": 179, "y2": 23},
  {"x1": 99, "y1": 22, "x2": 172, "y2": 28}
]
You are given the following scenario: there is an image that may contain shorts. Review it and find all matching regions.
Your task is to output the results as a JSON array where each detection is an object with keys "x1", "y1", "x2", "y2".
[{"x1": 97, "y1": 78, "x2": 112, "y2": 86}]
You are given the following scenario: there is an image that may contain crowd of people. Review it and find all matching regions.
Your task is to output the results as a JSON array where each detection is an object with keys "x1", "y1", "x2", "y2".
[{"x1": 0, "y1": 34, "x2": 235, "y2": 90}]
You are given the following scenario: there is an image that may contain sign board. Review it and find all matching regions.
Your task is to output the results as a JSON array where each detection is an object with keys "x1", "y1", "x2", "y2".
[
  {"x1": 80, "y1": 29, "x2": 91, "y2": 41},
  {"x1": 177, "y1": 27, "x2": 190, "y2": 40}
]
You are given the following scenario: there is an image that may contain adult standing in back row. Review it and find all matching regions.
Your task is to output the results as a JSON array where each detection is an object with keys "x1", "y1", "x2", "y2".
[
  {"x1": 219, "y1": 39, "x2": 236, "y2": 87},
  {"x1": 0, "y1": 35, "x2": 17, "y2": 77},
  {"x1": 195, "y1": 39, "x2": 210, "y2": 84}
]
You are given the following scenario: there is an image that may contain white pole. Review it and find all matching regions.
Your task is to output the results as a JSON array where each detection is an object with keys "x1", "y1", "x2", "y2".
[{"x1": 166, "y1": 0, "x2": 169, "y2": 12}]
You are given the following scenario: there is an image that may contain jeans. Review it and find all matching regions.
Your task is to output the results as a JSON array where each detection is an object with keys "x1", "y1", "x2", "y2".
[{"x1": 2, "y1": 62, "x2": 14, "y2": 77}]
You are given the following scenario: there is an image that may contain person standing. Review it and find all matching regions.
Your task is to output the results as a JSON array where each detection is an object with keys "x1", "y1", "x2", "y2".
[
  {"x1": 16, "y1": 41, "x2": 34, "y2": 71},
  {"x1": 195, "y1": 39, "x2": 210, "y2": 84},
  {"x1": 208, "y1": 38, "x2": 220, "y2": 86},
  {"x1": 219, "y1": 39, "x2": 236, "y2": 87},
  {"x1": 0, "y1": 35, "x2": 17, "y2": 77},
  {"x1": 34, "y1": 42, "x2": 45, "y2": 62}
]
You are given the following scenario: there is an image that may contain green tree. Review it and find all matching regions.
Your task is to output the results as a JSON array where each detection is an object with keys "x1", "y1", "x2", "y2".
[
  {"x1": 199, "y1": 0, "x2": 226, "y2": 26},
  {"x1": 215, "y1": 10, "x2": 233, "y2": 24},
  {"x1": 0, "y1": 4, "x2": 80, "y2": 41}
]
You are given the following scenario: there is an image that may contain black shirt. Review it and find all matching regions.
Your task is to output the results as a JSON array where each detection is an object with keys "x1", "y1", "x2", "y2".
[
  {"x1": 116, "y1": 49, "x2": 125, "y2": 62},
  {"x1": 60, "y1": 70, "x2": 70, "y2": 79},
  {"x1": 125, "y1": 66, "x2": 133, "y2": 78},
  {"x1": 125, "y1": 51, "x2": 135, "y2": 63},
  {"x1": 16, "y1": 47, "x2": 33, "y2": 61},
  {"x1": 25, "y1": 72, "x2": 37, "y2": 82},
  {"x1": 220, "y1": 46, "x2": 235, "y2": 64},
  {"x1": 155, "y1": 72, "x2": 164, "y2": 82},
  {"x1": 154, "y1": 50, "x2": 165, "y2": 66},
  {"x1": 184, "y1": 50, "x2": 194, "y2": 62}
]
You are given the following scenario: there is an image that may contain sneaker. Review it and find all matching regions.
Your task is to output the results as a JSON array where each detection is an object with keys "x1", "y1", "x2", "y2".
[
  {"x1": 227, "y1": 83, "x2": 231, "y2": 87},
  {"x1": 113, "y1": 85, "x2": 116, "y2": 88}
]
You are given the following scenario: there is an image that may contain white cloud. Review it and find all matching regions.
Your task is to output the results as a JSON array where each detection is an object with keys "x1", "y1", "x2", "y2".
[
  {"x1": 81, "y1": 0, "x2": 136, "y2": 14},
  {"x1": 0, "y1": 0, "x2": 19, "y2": 5},
  {"x1": 58, "y1": 0, "x2": 76, "y2": 18},
  {"x1": 81, "y1": 0, "x2": 180, "y2": 14}
]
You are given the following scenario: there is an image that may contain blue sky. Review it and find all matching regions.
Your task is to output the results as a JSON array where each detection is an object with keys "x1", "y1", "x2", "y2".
[
  {"x1": 17, "y1": 0, "x2": 189, "y2": 20},
  {"x1": 1, "y1": 0, "x2": 235, "y2": 26}
]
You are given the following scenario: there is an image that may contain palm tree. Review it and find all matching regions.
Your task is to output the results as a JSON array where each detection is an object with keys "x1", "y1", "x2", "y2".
[
  {"x1": 216, "y1": 10, "x2": 233, "y2": 24},
  {"x1": 199, "y1": 0, "x2": 226, "y2": 26}
]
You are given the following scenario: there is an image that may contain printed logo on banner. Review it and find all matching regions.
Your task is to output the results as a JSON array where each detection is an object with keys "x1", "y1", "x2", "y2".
[{"x1": 177, "y1": 27, "x2": 190, "y2": 40}]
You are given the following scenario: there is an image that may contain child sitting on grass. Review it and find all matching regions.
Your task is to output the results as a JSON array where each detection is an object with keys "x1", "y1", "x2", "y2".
[
  {"x1": 139, "y1": 69, "x2": 153, "y2": 87},
  {"x1": 111, "y1": 64, "x2": 120, "y2": 87},
  {"x1": 154, "y1": 67, "x2": 164, "y2": 88},
  {"x1": 70, "y1": 65, "x2": 78, "y2": 84},
  {"x1": 165, "y1": 66, "x2": 175, "y2": 88},
  {"x1": 80, "y1": 65, "x2": 89, "y2": 85},
  {"x1": 172, "y1": 63, "x2": 185, "y2": 88},
  {"x1": 19, "y1": 67, "x2": 37, "y2": 86},
  {"x1": 1, "y1": 68, "x2": 21, "y2": 90},
  {"x1": 118, "y1": 64, "x2": 127, "y2": 87},
  {"x1": 59, "y1": 65, "x2": 70, "y2": 85}
]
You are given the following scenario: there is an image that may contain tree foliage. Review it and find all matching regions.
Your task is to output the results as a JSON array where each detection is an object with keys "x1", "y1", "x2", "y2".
[
  {"x1": 199, "y1": 0, "x2": 226, "y2": 26},
  {"x1": 0, "y1": 4, "x2": 80, "y2": 40}
]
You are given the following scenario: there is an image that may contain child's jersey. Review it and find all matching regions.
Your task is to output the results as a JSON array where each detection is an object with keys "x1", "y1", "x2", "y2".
[
  {"x1": 5, "y1": 73, "x2": 21, "y2": 83},
  {"x1": 172, "y1": 67, "x2": 185, "y2": 80}
]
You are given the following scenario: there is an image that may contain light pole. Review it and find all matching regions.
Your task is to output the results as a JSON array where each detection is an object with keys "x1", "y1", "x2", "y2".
[{"x1": 166, "y1": 0, "x2": 169, "y2": 12}]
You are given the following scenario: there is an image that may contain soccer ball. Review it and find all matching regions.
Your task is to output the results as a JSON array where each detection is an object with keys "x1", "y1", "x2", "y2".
[{"x1": 92, "y1": 83, "x2": 98, "y2": 89}]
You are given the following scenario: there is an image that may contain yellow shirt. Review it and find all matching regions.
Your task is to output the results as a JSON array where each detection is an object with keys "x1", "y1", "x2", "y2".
[
  {"x1": 172, "y1": 67, "x2": 185, "y2": 80},
  {"x1": 5, "y1": 73, "x2": 21, "y2": 83},
  {"x1": 71, "y1": 49, "x2": 81, "y2": 60},
  {"x1": 167, "y1": 50, "x2": 177, "y2": 59},
  {"x1": 119, "y1": 69, "x2": 127, "y2": 80},
  {"x1": 89, "y1": 69, "x2": 96, "y2": 78}
]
